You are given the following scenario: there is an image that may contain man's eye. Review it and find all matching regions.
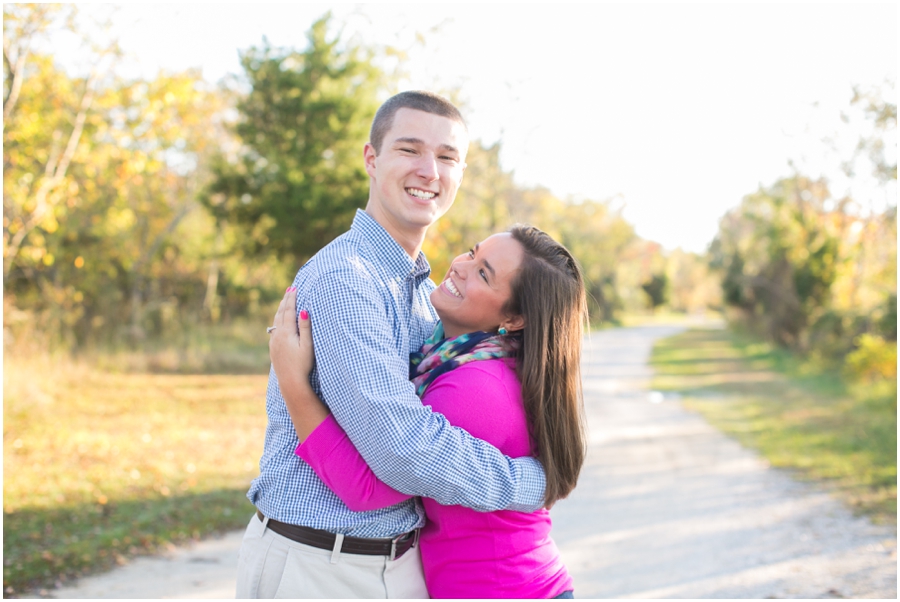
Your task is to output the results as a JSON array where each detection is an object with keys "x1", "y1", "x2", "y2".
[{"x1": 468, "y1": 249, "x2": 475, "y2": 258}]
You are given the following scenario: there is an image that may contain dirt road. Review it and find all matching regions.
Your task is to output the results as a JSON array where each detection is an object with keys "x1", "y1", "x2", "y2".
[
  {"x1": 551, "y1": 324, "x2": 896, "y2": 598},
  {"x1": 47, "y1": 324, "x2": 897, "y2": 598}
]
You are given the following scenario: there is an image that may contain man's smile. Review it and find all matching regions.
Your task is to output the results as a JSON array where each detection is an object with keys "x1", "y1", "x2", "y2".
[{"x1": 406, "y1": 187, "x2": 437, "y2": 200}]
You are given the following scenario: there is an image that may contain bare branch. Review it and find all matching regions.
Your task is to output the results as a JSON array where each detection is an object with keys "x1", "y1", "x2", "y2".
[
  {"x1": 43, "y1": 129, "x2": 64, "y2": 179},
  {"x1": 3, "y1": 39, "x2": 29, "y2": 122},
  {"x1": 3, "y1": 40, "x2": 14, "y2": 106},
  {"x1": 2, "y1": 3, "x2": 59, "y2": 122}
]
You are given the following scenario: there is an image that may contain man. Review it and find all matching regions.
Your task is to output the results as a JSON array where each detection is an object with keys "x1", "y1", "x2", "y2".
[{"x1": 236, "y1": 91, "x2": 547, "y2": 598}]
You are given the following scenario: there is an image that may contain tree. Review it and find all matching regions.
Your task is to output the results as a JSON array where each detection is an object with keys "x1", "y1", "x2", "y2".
[
  {"x1": 3, "y1": 4, "x2": 118, "y2": 281},
  {"x1": 845, "y1": 81, "x2": 897, "y2": 186},
  {"x1": 641, "y1": 274, "x2": 668, "y2": 310},
  {"x1": 712, "y1": 86, "x2": 897, "y2": 363},
  {"x1": 552, "y1": 198, "x2": 636, "y2": 323},
  {"x1": 203, "y1": 14, "x2": 385, "y2": 265},
  {"x1": 711, "y1": 176, "x2": 844, "y2": 351},
  {"x1": 3, "y1": 4, "x2": 233, "y2": 348},
  {"x1": 3, "y1": 4, "x2": 70, "y2": 121}
]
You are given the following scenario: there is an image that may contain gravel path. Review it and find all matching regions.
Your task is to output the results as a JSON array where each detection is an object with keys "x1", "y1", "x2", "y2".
[
  {"x1": 46, "y1": 324, "x2": 897, "y2": 599},
  {"x1": 551, "y1": 325, "x2": 896, "y2": 598}
]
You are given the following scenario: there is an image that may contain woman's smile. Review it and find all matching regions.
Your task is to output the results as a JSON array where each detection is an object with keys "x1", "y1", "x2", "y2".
[{"x1": 441, "y1": 277, "x2": 463, "y2": 298}]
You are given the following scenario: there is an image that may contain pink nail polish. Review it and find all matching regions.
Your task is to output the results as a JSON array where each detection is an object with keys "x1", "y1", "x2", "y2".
[{"x1": 300, "y1": 310, "x2": 309, "y2": 320}]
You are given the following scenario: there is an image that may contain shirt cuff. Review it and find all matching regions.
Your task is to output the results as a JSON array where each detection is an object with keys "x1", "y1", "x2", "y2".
[{"x1": 506, "y1": 456, "x2": 548, "y2": 512}]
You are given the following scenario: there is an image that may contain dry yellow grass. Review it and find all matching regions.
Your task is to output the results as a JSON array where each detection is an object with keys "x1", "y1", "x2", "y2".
[{"x1": 4, "y1": 353, "x2": 270, "y2": 594}]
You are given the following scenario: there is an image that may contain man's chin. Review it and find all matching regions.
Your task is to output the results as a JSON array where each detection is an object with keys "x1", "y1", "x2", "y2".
[{"x1": 406, "y1": 211, "x2": 441, "y2": 230}]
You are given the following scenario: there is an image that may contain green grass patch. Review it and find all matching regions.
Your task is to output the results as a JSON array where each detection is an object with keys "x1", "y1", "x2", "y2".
[
  {"x1": 88, "y1": 317, "x2": 275, "y2": 375},
  {"x1": 618, "y1": 310, "x2": 720, "y2": 328},
  {"x1": 650, "y1": 327, "x2": 897, "y2": 524},
  {"x1": 3, "y1": 354, "x2": 270, "y2": 596}
]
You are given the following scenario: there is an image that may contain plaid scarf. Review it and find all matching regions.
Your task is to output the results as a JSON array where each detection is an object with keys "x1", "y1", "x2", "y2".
[{"x1": 409, "y1": 322, "x2": 518, "y2": 397}]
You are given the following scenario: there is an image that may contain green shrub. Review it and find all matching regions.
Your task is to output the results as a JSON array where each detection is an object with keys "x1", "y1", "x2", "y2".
[{"x1": 845, "y1": 334, "x2": 898, "y2": 383}]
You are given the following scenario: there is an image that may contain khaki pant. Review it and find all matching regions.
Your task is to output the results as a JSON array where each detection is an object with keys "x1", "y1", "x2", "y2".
[{"x1": 235, "y1": 513, "x2": 429, "y2": 599}]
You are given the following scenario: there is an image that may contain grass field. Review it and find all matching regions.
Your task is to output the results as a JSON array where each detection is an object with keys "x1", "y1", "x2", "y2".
[
  {"x1": 3, "y1": 352, "x2": 270, "y2": 596},
  {"x1": 650, "y1": 327, "x2": 897, "y2": 524}
]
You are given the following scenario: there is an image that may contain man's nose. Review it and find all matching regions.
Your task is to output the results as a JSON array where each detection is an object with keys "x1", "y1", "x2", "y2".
[{"x1": 415, "y1": 153, "x2": 439, "y2": 181}]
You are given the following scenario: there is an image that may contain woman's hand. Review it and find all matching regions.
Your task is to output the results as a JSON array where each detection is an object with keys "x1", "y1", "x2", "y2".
[
  {"x1": 269, "y1": 287, "x2": 330, "y2": 442},
  {"x1": 269, "y1": 287, "x2": 315, "y2": 381}
]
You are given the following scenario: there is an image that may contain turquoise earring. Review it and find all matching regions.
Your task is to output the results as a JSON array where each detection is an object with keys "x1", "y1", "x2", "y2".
[{"x1": 498, "y1": 327, "x2": 508, "y2": 335}]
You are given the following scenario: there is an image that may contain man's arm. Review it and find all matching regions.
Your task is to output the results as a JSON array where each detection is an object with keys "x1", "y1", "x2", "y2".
[{"x1": 304, "y1": 269, "x2": 546, "y2": 513}]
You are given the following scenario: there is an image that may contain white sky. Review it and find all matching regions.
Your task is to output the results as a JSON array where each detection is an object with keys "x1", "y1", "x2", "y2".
[{"x1": 59, "y1": 3, "x2": 897, "y2": 252}]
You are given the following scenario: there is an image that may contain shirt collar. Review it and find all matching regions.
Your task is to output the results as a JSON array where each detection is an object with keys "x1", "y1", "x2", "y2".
[{"x1": 351, "y1": 210, "x2": 432, "y2": 281}]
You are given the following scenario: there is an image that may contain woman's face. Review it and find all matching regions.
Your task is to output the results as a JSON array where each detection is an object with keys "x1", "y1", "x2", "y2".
[{"x1": 431, "y1": 232, "x2": 525, "y2": 339}]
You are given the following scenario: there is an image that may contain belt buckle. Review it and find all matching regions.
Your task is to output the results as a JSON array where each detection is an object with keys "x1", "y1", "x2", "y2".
[
  {"x1": 389, "y1": 529, "x2": 419, "y2": 561},
  {"x1": 389, "y1": 538, "x2": 398, "y2": 561}
]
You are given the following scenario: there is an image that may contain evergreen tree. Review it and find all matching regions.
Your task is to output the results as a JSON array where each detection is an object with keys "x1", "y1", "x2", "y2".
[{"x1": 204, "y1": 15, "x2": 385, "y2": 264}]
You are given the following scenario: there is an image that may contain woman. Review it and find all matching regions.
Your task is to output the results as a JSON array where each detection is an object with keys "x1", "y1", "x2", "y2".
[{"x1": 269, "y1": 225, "x2": 587, "y2": 599}]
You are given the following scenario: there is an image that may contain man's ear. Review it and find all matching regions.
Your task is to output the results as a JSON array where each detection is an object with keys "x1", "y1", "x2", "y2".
[{"x1": 363, "y1": 143, "x2": 377, "y2": 177}]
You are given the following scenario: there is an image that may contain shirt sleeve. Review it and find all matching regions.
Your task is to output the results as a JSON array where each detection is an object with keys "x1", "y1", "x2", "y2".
[
  {"x1": 305, "y1": 268, "x2": 546, "y2": 513},
  {"x1": 296, "y1": 415, "x2": 413, "y2": 512}
]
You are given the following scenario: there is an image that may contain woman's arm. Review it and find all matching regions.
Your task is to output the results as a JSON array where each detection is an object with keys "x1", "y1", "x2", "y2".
[
  {"x1": 269, "y1": 288, "x2": 412, "y2": 511},
  {"x1": 297, "y1": 416, "x2": 413, "y2": 512}
]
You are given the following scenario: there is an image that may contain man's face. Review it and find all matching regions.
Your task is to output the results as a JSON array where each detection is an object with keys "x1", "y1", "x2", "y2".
[{"x1": 364, "y1": 108, "x2": 468, "y2": 237}]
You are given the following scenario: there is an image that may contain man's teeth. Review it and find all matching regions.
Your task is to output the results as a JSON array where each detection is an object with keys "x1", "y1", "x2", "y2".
[
  {"x1": 407, "y1": 188, "x2": 436, "y2": 200},
  {"x1": 444, "y1": 279, "x2": 462, "y2": 298}
]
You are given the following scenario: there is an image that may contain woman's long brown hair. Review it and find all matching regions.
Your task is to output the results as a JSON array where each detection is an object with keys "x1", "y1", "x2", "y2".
[{"x1": 504, "y1": 225, "x2": 588, "y2": 507}]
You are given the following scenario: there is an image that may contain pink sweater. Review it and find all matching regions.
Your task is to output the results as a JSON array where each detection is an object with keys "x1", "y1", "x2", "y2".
[{"x1": 296, "y1": 359, "x2": 573, "y2": 599}]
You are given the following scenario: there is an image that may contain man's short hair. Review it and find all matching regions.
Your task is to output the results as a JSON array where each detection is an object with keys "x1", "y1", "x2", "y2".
[{"x1": 370, "y1": 91, "x2": 467, "y2": 155}]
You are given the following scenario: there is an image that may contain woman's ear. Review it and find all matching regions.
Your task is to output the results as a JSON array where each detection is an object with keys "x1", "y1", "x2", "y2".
[{"x1": 501, "y1": 314, "x2": 526, "y2": 333}]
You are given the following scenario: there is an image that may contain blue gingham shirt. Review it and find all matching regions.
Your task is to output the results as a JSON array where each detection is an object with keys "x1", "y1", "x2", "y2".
[{"x1": 248, "y1": 210, "x2": 546, "y2": 538}]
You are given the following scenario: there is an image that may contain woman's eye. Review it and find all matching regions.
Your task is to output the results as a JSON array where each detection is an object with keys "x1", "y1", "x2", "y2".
[
  {"x1": 468, "y1": 249, "x2": 475, "y2": 258},
  {"x1": 479, "y1": 269, "x2": 488, "y2": 282}
]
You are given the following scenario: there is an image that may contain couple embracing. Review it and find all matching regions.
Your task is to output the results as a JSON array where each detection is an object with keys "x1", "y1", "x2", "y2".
[{"x1": 236, "y1": 91, "x2": 588, "y2": 599}]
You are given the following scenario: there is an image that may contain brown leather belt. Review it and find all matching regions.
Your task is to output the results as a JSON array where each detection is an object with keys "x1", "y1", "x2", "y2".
[{"x1": 256, "y1": 510, "x2": 418, "y2": 560}]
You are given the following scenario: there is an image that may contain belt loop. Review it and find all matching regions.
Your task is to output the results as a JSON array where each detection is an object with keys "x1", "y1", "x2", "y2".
[{"x1": 330, "y1": 533, "x2": 344, "y2": 564}]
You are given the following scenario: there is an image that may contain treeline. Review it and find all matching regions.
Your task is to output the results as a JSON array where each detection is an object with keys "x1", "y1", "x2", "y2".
[
  {"x1": 6, "y1": 6, "x2": 893, "y2": 383},
  {"x1": 711, "y1": 175, "x2": 896, "y2": 381},
  {"x1": 5, "y1": 7, "x2": 697, "y2": 353},
  {"x1": 710, "y1": 86, "x2": 897, "y2": 382}
]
